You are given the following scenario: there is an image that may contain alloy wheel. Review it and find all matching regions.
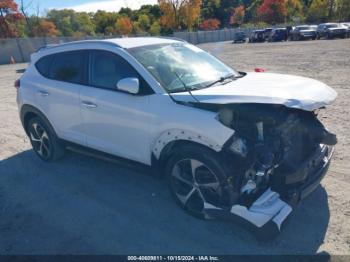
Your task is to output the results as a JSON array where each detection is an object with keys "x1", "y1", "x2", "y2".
[
  {"x1": 29, "y1": 122, "x2": 52, "y2": 160},
  {"x1": 170, "y1": 158, "x2": 222, "y2": 218}
]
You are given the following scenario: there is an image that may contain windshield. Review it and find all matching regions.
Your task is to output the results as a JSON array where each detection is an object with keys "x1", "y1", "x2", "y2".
[
  {"x1": 297, "y1": 26, "x2": 311, "y2": 30},
  {"x1": 128, "y1": 43, "x2": 237, "y2": 93},
  {"x1": 326, "y1": 24, "x2": 338, "y2": 28}
]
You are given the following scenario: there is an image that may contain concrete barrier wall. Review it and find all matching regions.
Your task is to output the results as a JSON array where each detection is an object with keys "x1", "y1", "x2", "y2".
[
  {"x1": 175, "y1": 29, "x2": 237, "y2": 44},
  {"x1": 0, "y1": 30, "x2": 251, "y2": 65},
  {"x1": 174, "y1": 28, "x2": 252, "y2": 44}
]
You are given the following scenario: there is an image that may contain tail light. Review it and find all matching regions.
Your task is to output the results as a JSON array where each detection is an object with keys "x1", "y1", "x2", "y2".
[
  {"x1": 254, "y1": 68, "x2": 266, "y2": 73},
  {"x1": 14, "y1": 79, "x2": 20, "y2": 89}
]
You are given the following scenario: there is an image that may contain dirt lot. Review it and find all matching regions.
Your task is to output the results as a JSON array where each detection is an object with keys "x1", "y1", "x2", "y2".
[{"x1": 0, "y1": 39, "x2": 349, "y2": 255}]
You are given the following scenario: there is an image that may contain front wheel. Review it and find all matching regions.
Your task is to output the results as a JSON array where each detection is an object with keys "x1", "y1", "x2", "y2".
[
  {"x1": 27, "y1": 117, "x2": 65, "y2": 162},
  {"x1": 165, "y1": 145, "x2": 235, "y2": 219}
]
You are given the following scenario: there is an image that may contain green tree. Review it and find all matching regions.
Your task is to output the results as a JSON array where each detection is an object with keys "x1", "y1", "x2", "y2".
[
  {"x1": 307, "y1": 0, "x2": 328, "y2": 22},
  {"x1": 201, "y1": 0, "x2": 220, "y2": 19},
  {"x1": 285, "y1": 0, "x2": 304, "y2": 22},
  {"x1": 93, "y1": 10, "x2": 119, "y2": 35},
  {"x1": 138, "y1": 14, "x2": 150, "y2": 31},
  {"x1": 76, "y1": 12, "x2": 95, "y2": 36},
  {"x1": 149, "y1": 21, "x2": 161, "y2": 35},
  {"x1": 336, "y1": 0, "x2": 350, "y2": 21}
]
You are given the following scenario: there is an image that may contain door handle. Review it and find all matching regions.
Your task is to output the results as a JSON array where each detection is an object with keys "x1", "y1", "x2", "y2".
[
  {"x1": 38, "y1": 90, "x2": 49, "y2": 97},
  {"x1": 82, "y1": 101, "x2": 98, "y2": 109}
]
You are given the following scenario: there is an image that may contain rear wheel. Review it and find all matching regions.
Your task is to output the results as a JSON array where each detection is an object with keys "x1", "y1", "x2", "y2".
[
  {"x1": 165, "y1": 145, "x2": 234, "y2": 219},
  {"x1": 27, "y1": 117, "x2": 65, "y2": 162}
]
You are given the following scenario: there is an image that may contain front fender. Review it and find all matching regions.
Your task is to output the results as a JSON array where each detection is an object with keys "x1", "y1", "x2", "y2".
[{"x1": 152, "y1": 128, "x2": 230, "y2": 159}]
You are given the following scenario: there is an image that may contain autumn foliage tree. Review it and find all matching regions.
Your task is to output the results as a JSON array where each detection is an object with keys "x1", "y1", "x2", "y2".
[
  {"x1": 285, "y1": 0, "x2": 304, "y2": 22},
  {"x1": 182, "y1": 0, "x2": 202, "y2": 31},
  {"x1": 199, "y1": 18, "x2": 220, "y2": 30},
  {"x1": 33, "y1": 20, "x2": 59, "y2": 37},
  {"x1": 231, "y1": 5, "x2": 245, "y2": 26},
  {"x1": 159, "y1": 0, "x2": 202, "y2": 31},
  {"x1": 115, "y1": 17, "x2": 133, "y2": 35},
  {"x1": 257, "y1": 0, "x2": 287, "y2": 24},
  {"x1": 0, "y1": 0, "x2": 24, "y2": 38}
]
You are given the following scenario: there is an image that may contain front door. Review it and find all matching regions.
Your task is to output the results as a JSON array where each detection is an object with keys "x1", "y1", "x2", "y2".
[{"x1": 79, "y1": 50, "x2": 154, "y2": 164}]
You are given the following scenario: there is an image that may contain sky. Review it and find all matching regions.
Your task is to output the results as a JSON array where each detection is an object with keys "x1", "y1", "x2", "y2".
[{"x1": 16, "y1": 0, "x2": 158, "y2": 15}]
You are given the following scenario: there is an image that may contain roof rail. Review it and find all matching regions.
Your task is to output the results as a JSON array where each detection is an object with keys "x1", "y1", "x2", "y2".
[{"x1": 35, "y1": 39, "x2": 122, "y2": 53}]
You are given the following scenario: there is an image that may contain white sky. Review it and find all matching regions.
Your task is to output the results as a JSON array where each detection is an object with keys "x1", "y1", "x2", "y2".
[{"x1": 66, "y1": 0, "x2": 158, "y2": 12}]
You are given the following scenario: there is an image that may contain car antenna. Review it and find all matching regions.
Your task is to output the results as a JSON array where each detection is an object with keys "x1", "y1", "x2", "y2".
[{"x1": 173, "y1": 71, "x2": 200, "y2": 103}]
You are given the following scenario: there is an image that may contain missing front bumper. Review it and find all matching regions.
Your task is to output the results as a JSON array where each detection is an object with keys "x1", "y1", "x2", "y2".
[{"x1": 204, "y1": 188, "x2": 292, "y2": 240}]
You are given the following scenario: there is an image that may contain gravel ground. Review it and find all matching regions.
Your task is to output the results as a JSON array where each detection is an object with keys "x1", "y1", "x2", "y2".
[{"x1": 0, "y1": 39, "x2": 349, "y2": 255}]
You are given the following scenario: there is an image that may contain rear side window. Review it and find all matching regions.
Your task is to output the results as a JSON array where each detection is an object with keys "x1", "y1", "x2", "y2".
[
  {"x1": 49, "y1": 51, "x2": 85, "y2": 84},
  {"x1": 35, "y1": 55, "x2": 53, "y2": 78}
]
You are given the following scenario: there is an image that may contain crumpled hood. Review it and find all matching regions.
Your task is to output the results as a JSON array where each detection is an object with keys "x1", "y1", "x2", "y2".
[{"x1": 172, "y1": 72, "x2": 337, "y2": 111}]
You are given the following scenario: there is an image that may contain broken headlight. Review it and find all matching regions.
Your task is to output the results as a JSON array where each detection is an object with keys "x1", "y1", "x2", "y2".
[{"x1": 229, "y1": 135, "x2": 248, "y2": 157}]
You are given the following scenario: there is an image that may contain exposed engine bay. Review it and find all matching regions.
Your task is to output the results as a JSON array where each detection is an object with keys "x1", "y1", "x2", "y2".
[{"x1": 192, "y1": 103, "x2": 336, "y2": 233}]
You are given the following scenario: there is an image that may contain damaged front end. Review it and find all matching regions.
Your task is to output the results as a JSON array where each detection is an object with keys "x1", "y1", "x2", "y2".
[{"x1": 197, "y1": 103, "x2": 336, "y2": 238}]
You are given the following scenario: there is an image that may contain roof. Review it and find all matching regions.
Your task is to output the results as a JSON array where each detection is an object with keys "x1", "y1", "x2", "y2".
[
  {"x1": 36, "y1": 37, "x2": 183, "y2": 54},
  {"x1": 102, "y1": 37, "x2": 183, "y2": 49}
]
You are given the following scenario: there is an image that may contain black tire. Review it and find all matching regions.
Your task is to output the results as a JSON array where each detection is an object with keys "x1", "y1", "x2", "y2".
[
  {"x1": 27, "y1": 116, "x2": 65, "y2": 162},
  {"x1": 165, "y1": 144, "x2": 235, "y2": 220}
]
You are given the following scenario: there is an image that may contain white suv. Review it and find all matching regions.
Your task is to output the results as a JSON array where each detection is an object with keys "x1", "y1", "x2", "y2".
[{"x1": 17, "y1": 37, "x2": 337, "y2": 237}]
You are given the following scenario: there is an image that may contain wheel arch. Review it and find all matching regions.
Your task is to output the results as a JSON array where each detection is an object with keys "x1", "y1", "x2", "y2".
[
  {"x1": 20, "y1": 104, "x2": 57, "y2": 138},
  {"x1": 151, "y1": 128, "x2": 229, "y2": 174}
]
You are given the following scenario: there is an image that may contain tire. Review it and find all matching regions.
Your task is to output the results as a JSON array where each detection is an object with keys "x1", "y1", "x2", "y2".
[
  {"x1": 165, "y1": 144, "x2": 235, "y2": 220},
  {"x1": 27, "y1": 116, "x2": 65, "y2": 162}
]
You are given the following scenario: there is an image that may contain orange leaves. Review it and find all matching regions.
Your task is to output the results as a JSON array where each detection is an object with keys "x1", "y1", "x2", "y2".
[
  {"x1": 231, "y1": 5, "x2": 245, "y2": 25},
  {"x1": 116, "y1": 17, "x2": 133, "y2": 35},
  {"x1": 199, "y1": 18, "x2": 221, "y2": 30},
  {"x1": 257, "y1": 0, "x2": 288, "y2": 24},
  {"x1": 158, "y1": 0, "x2": 202, "y2": 31},
  {"x1": 0, "y1": 0, "x2": 24, "y2": 38},
  {"x1": 34, "y1": 20, "x2": 59, "y2": 37}
]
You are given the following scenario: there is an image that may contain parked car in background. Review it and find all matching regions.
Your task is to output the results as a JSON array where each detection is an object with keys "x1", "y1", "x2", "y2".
[
  {"x1": 268, "y1": 28, "x2": 287, "y2": 42},
  {"x1": 286, "y1": 25, "x2": 294, "y2": 40},
  {"x1": 263, "y1": 28, "x2": 273, "y2": 41},
  {"x1": 341, "y1": 22, "x2": 350, "y2": 38},
  {"x1": 290, "y1": 25, "x2": 317, "y2": 41},
  {"x1": 248, "y1": 30, "x2": 265, "y2": 43},
  {"x1": 233, "y1": 31, "x2": 246, "y2": 43},
  {"x1": 317, "y1": 23, "x2": 347, "y2": 39}
]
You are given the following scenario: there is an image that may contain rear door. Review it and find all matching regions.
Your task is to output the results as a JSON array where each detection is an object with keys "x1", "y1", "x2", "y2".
[
  {"x1": 79, "y1": 50, "x2": 154, "y2": 164},
  {"x1": 34, "y1": 50, "x2": 87, "y2": 144}
]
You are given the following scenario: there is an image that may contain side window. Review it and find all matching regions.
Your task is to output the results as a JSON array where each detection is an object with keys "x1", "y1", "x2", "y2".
[
  {"x1": 89, "y1": 50, "x2": 138, "y2": 89},
  {"x1": 49, "y1": 51, "x2": 85, "y2": 84},
  {"x1": 35, "y1": 55, "x2": 53, "y2": 78},
  {"x1": 89, "y1": 50, "x2": 153, "y2": 95}
]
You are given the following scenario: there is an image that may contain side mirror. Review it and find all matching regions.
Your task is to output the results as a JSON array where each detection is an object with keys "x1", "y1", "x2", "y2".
[{"x1": 117, "y1": 77, "x2": 139, "y2": 94}]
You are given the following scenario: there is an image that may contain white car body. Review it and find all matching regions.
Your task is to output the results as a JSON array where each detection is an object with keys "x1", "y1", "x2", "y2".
[
  {"x1": 17, "y1": 37, "x2": 337, "y2": 235},
  {"x1": 17, "y1": 37, "x2": 337, "y2": 164},
  {"x1": 18, "y1": 38, "x2": 237, "y2": 165}
]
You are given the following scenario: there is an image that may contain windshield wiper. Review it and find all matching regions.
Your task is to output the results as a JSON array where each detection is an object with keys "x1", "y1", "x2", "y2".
[
  {"x1": 172, "y1": 71, "x2": 200, "y2": 102},
  {"x1": 205, "y1": 74, "x2": 236, "y2": 88}
]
